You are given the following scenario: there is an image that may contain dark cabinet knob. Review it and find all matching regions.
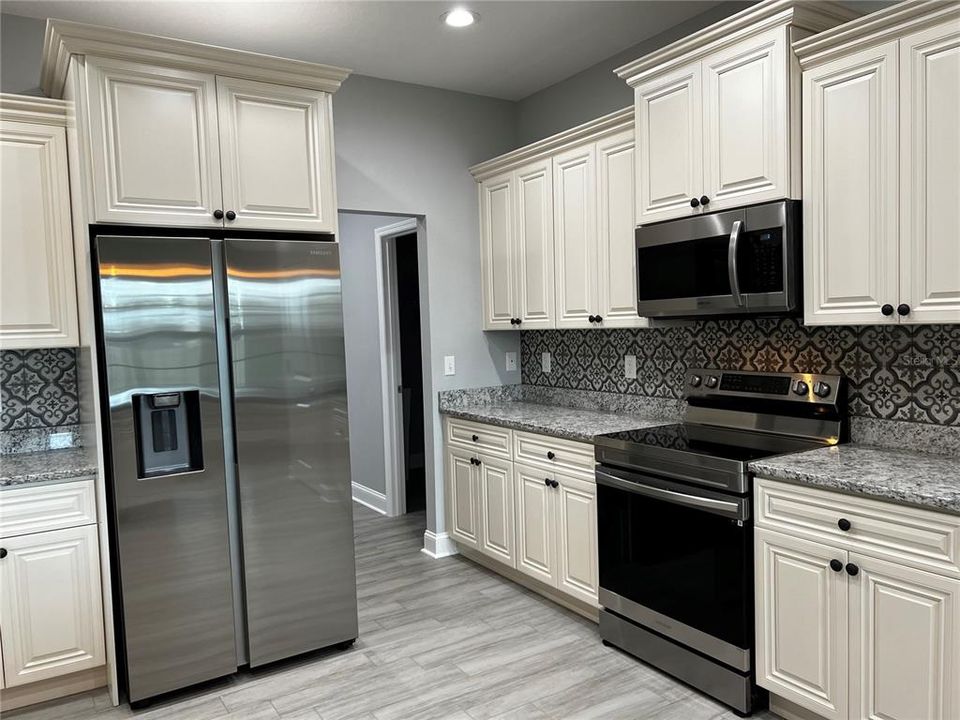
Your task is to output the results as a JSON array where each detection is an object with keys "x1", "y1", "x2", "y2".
[
  {"x1": 472, "y1": 434, "x2": 479, "y2": 442},
  {"x1": 550, "y1": 480, "x2": 559, "y2": 488},
  {"x1": 225, "y1": 210, "x2": 237, "y2": 221},
  {"x1": 213, "y1": 209, "x2": 224, "y2": 219},
  {"x1": 0, "y1": 548, "x2": 6, "y2": 559},
  {"x1": 515, "y1": 318, "x2": 522, "y2": 326},
  {"x1": 690, "y1": 197, "x2": 700, "y2": 208},
  {"x1": 475, "y1": 458, "x2": 481, "y2": 466},
  {"x1": 470, "y1": 457, "x2": 480, "y2": 466},
  {"x1": 881, "y1": 303, "x2": 894, "y2": 316},
  {"x1": 830, "y1": 559, "x2": 843, "y2": 572},
  {"x1": 897, "y1": 303, "x2": 910, "y2": 316},
  {"x1": 594, "y1": 315, "x2": 603, "y2": 323},
  {"x1": 845, "y1": 563, "x2": 859, "y2": 576},
  {"x1": 838, "y1": 518, "x2": 851, "y2": 531},
  {"x1": 544, "y1": 478, "x2": 551, "y2": 486},
  {"x1": 546, "y1": 451, "x2": 556, "y2": 460},
  {"x1": 588, "y1": 315, "x2": 597, "y2": 323},
  {"x1": 699, "y1": 195, "x2": 710, "y2": 206}
]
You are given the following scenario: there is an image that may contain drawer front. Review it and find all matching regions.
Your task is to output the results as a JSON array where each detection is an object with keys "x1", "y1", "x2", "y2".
[
  {"x1": 756, "y1": 478, "x2": 960, "y2": 577},
  {"x1": 514, "y1": 431, "x2": 595, "y2": 478},
  {"x1": 0, "y1": 481, "x2": 97, "y2": 538},
  {"x1": 445, "y1": 418, "x2": 512, "y2": 459}
]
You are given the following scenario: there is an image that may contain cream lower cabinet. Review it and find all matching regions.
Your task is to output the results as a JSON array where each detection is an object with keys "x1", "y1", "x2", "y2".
[{"x1": 755, "y1": 478, "x2": 960, "y2": 720}]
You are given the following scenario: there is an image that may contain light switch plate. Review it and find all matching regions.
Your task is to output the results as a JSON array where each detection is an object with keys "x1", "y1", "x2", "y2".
[
  {"x1": 48, "y1": 432, "x2": 72, "y2": 450},
  {"x1": 542, "y1": 352, "x2": 551, "y2": 373},
  {"x1": 505, "y1": 351, "x2": 517, "y2": 372},
  {"x1": 624, "y1": 354, "x2": 637, "y2": 380},
  {"x1": 443, "y1": 355, "x2": 456, "y2": 376}
]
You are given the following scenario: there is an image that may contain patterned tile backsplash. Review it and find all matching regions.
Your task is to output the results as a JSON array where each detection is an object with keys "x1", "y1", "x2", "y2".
[
  {"x1": 1, "y1": 349, "x2": 80, "y2": 431},
  {"x1": 520, "y1": 320, "x2": 960, "y2": 426}
]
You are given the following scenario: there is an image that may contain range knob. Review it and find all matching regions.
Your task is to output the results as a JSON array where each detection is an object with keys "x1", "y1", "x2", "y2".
[
  {"x1": 793, "y1": 380, "x2": 810, "y2": 396},
  {"x1": 689, "y1": 375, "x2": 702, "y2": 388},
  {"x1": 814, "y1": 381, "x2": 832, "y2": 398},
  {"x1": 705, "y1": 375, "x2": 719, "y2": 389}
]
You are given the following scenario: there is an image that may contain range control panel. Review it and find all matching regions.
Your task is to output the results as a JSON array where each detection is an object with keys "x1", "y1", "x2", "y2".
[{"x1": 684, "y1": 368, "x2": 845, "y2": 404}]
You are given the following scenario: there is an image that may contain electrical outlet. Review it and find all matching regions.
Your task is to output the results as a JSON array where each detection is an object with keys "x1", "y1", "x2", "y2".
[
  {"x1": 542, "y1": 352, "x2": 551, "y2": 373},
  {"x1": 505, "y1": 351, "x2": 517, "y2": 372},
  {"x1": 443, "y1": 355, "x2": 456, "y2": 376},
  {"x1": 48, "y1": 432, "x2": 72, "y2": 450},
  {"x1": 624, "y1": 354, "x2": 637, "y2": 380}
]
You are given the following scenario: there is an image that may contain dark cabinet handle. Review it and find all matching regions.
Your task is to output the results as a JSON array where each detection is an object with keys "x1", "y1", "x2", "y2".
[
  {"x1": 690, "y1": 197, "x2": 700, "y2": 208},
  {"x1": 699, "y1": 195, "x2": 710, "y2": 206},
  {"x1": 225, "y1": 210, "x2": 237, "y2": 221},
  {"x1": 881, "y1": 304, "x2": 894, "y2": 316},
  {"x1": 471, "y1": 434, "x2": 479, "y2": 442},
  {"x1": 0, "y1": 548, "x2": 6, "y2": 559},
  {"x1": 897, "y1": 303, "x2": 910, "y2": 316},
  {"x1": 838, "y1": 518, "x2": 851, "y2": 531},
  {"x1": 830, "y1": 559, "x2": 843, "y2": 572},
  {"x1": 550, "y1": 480, "x2": 559, "y2": 489},
  {"x1": 213, "y1": 209, "x2": 224, "y2": 220},
  {"x1": 546, "y1": 451, "x2": 555, "y2": 460},
  {"x1": 845, "y1": 563, "x2": 859, "y2": 577}
]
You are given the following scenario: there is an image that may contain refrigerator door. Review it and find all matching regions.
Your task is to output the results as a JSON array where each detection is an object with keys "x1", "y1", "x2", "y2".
[
  {"x1": 96, "y1": 236, "x2": 237, "y2": 702},
  {"x1": 225, "y1": 238, "x2": 358, "y2": 666}
]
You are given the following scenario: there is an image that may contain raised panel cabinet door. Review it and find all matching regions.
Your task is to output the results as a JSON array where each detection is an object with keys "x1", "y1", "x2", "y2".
[
  {"x1": 85, "y1": 56, "x2": 223, "y2": 226},
  {"x1": 0, "y1": 120, "x2": 79, "y2": 349},
  {"x1": 216, "y1": 77, "x2": 336, "y2": 233},
  {"x1": 755, "y1": 529, "x2": 848, "y2": 720},
  {"x1": 596, "y1": 131, "x2": 644, "y2": 328},
  {"x1": 703, "y1": 28, "x2": 790, "y2": 211},
  {"x1": 514, "y1": 159, "x2": 555, "y2": 329},
  {"x1": 555, "y1": 472, "x2": 598, "y2": 606},
  {"x1": 0, "y1": 525, "x2": 105, "y2": 687},
  {"x1": 803, "y1": 41, "x2": 900, "y2": 326},
  {"x1": 480, "y1": 172, "x2": 517, "y2": 330},
  {"x1": 514, "y1": 462, "x2": 557, "y2": 587},
  {"x1": 634, "y1": 63, "x2": 703, "y2": 224},
  {"x1": 477, "y1": 454, "x2": 516, "y2": 568},
  {"x1": 848, "y1": 554, "x2": 960, "y2": 720},
  {"x1": 445, "y1": 446, "x2": 480, "y2": 550},
  {"x1": 553, "y1": 144, "x2": 598, "y2": 329},
  {"x1": 899, "y1": 19, "x2": 960, "y2": 324}
]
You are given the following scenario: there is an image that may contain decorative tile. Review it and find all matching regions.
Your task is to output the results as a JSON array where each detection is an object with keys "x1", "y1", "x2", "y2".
[{"x1": 0, "y1": 349, "x2": 80, "y2": 432}]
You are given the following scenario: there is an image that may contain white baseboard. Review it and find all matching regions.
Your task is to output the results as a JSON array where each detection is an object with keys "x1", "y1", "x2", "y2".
[
  {"x1": 352, "y1": 482, "x2": 388, "y2": 515},
  {"x1": 421, "y1": 530, "x2": 458, "y2": 558}
]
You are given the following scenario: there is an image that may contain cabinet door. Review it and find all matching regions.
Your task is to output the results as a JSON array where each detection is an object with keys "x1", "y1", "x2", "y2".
[
  {"x1": 0, "y1": 525, "x2": 105, "y2": 687},
  {"x1": 445, "y1": 447, "x2": 480, "y2": 550},
  {"x1": 703, "y1": 28, "x2": 790, "y2": 211},
  {"x1": 514, "y1": 463, "x2": 556, "y2": 587},
  {"x1": 634, "y1": 63, "x2": 703, "y2": 224},
  {"x1": 553, "y1": 144, "x2": 598, "y2": 328},
  {"x1": 85, "y1": 57, "x2": 223, "y2": 226},
  {"x1": 803, "y1": 41, "x2": 900, "y2": 326},
  {"x1": 480, "y1": 172, "x2": 517, "y2": 330},
  {"x1": 216, "y1": 77, "x2": 336, "y2": 233},
  {"x1": 755, "y1": 529, "x2": 848, "y2": 720},
  {"x1": 477, "y1": 454, "x2": 515, "y2": 568},
  {"x1": 596, "y1": 131, "x2": 644, "y2": 328},
  {"x1": 899, "y1": 19, "x2": 960, "y2": 324},
  {"x1": 514, "y1": 159, "x2": 554, "y2": 329},
  {"x1": 0, "y1": 120, "x2": 79, "y2": 349},
  {"x1": 849, "y1": 554, "x2": 959, "y2": 720},
  {"x1": 555, "y1": 472, "x2": 598, "y2": 606}
]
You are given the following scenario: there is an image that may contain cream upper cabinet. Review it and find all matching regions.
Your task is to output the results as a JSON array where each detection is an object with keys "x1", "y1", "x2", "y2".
[
  {"x1": 555, "y1": 472, "x2": 598, "y2": 606},
  {"x1": 553, "y1": 143, "x2": 598, "y2": 328},
  {"x1": 445, "y1": 446, "x2": 480, "y2": 550},
  {"x1": 85, "y1": 57, "x2": 224, "y2": 227},
  {"x1": 514, "y1": 463, "x2": 557, "y2": 587},
  {"x1": 216, "y1": 77, "x2": 336, "y2": 233},
  {"x1": 514, "y1": 159, "x2": 555, "y2": 329},
  {"x1": 479, "y1": 171, "x2": 517, "y2": 330},
  {"x1": 476, "y1": 454, "x2": 515, "y2": 568},
  {"x1": 0, "y1": 98, "x2": 79, "y2": 350}
]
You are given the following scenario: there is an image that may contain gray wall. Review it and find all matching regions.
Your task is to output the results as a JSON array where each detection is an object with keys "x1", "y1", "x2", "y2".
[{"x1": 0, "y1": 14, "x2": 45, "y2": 95}]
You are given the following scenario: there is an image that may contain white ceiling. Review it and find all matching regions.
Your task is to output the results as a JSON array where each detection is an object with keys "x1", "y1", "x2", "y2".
[{"x1": 1, "y1": 1, "x2": 729, "y2": 100}]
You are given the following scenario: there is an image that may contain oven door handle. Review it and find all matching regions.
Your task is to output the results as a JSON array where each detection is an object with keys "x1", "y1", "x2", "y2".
[
  {"x1": 596, "y1": 469, "x2": 744, "y2": 519},
  {"x1": 727, "y1": 219, "x2": 744, "y2": 307}
]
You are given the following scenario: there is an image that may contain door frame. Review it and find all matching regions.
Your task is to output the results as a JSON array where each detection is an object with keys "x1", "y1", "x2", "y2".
[{"x1": 374, "y1": 217, "x2": 419, "y2": 517}]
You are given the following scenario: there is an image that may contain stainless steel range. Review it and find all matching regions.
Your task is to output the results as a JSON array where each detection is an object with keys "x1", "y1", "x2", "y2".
[{"x1": 594, "y1": 368, "x2": 848, "y2": 716}]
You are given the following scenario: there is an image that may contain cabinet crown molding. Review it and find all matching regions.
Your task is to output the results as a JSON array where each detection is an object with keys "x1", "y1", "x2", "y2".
[
  {"x1": 793, "y1": 0, "x2": 960, "y2": 68},
  {"x1": 39, "y1": 18, "x2": 352, "y2": 98},
  {"x1": 614, "y1": 0, "x2": 861, "y2": 87},
  {"x1": 0, "y1": 93, "x2": 69, "y2": 126},
  {"x1": 469, "y1": 106, "x2": 632, "y2": 182}
]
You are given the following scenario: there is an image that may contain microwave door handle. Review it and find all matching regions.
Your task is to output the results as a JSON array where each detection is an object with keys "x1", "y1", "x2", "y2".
[
  {"x1": 595, "y1": 469, "x2": 743, "y2": 519},
  {"x1": 727, "y1": 219, "x2": 743, "y2": 307}
]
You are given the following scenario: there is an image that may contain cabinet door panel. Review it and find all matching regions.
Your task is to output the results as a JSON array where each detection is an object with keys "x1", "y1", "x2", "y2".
[
  {"x1": 86, "y1": 57, "x2": 223, "y2": 226},
  {"x1": 756, "y1": 529, "x2": 848, "y2": 720},
  {"x1": 216, "y1": 77, "x2": 335, "y2": 232},
  {"x1": 0, "y1": 525, "x2": 105, "y2": 686},
  {"x1": 0, "y1": 120, "x2": 79, "y2": 349},
  {"x1": 553, "y1": 145, "x2": 598, "y2": 328},
  {"x1": 849, "y1": 554, "x2": 959, "y2": 720},
  {"x1": 703, "y1": 28, "x2": 790, "y2": 211},
  {"x1": 803, "y1": 41, "x2": 899, "y2": 325},
  {"x1": 899, "y1": 19, "x2": 960, "y2": 324},
  {"x1": 480, "y1": 172, "x2": 517, "y2": 330},
  {"x1": 514, "y1": 463, "x2": 556, "y2": 587},
  {"x1": 446, "y1": 447, "x2": 479, "y2": 550},
  {"x1": 555, "y1": 473, "x2": 597, "y2": 606},
  {"x1": 634, "y1": 64, "x2": 703, "y2": 224},
  {"x1": 515, "y1": 160, "x2": 554, "y2": 328},
  {"x1": 477, "y1": 454, "x2": 515, "y2": 568}
]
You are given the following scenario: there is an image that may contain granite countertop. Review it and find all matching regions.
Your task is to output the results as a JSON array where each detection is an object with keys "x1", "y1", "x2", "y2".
[
  {"x1": 0, "y1": 447, "x2": 98, "y2": 490},
  {"x1": 441, "y1": 401, "x2": 669, "y2": 443},
  {"x1": 750, "y1": 444, "x2": 960, "y2": 515}
]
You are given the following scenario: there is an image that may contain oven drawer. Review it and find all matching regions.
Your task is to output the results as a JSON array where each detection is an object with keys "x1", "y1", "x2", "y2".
[
  {"x1": 445, "y1": 417, "x2": 511, "y2": 459},
  {"x1": 514, "y1": 432, "x2": 594, "y2": 478},
  {"x1": 756, "y1": 478, "x2": 960, "y2": 577}
]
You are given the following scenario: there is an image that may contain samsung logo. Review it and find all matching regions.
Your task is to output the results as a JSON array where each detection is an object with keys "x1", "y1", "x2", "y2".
[{"x1": 310, "y1": 249, "x2": 332, "y2": 256}]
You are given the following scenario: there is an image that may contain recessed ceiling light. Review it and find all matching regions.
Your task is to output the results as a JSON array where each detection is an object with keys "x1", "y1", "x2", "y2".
[{"x1": 442, "y1": 8, "x2": 479, "y2": 28}]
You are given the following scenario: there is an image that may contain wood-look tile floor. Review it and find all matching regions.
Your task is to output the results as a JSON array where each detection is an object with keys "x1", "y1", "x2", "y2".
[{"x1": 10, "y1": 504, "x2": 780, "y2": 720}]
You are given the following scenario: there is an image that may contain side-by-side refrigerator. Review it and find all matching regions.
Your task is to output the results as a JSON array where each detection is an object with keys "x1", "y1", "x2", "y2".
[{"x1": 94, "y1": 233, "x2": 358, "y2": 703}]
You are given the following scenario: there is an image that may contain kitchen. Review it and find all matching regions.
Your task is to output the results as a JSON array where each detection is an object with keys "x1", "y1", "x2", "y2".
[{"x1": 0, "y1": 1, "x2": 957, "y2": 719}]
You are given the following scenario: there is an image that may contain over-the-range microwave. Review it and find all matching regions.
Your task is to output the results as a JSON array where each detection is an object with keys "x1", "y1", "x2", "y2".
[{"x1": 635, "y1": 199, "x2": 801, "y2": 318}]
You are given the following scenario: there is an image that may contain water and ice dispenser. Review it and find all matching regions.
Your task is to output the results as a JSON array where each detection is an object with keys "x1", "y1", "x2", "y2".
[{"x1": 133, "y1": 390, "x2": 204, "y2": 478}]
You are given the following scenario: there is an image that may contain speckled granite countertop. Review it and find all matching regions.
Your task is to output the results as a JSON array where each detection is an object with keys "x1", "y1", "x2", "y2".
[
  {"x1": 751, "y1": 445, "x2": 960, "y2": 515},
  {"x1": 0, "y1": 447, "x2": 98, "y2": 489}
]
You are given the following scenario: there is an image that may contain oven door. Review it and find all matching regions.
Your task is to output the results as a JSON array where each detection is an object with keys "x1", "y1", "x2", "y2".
[{"x1": 596, "y1": 466, "x2": 754, "y2": 671}]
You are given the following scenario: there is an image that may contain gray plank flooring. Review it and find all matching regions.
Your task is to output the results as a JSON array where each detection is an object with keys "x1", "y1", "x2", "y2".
[{"x1": 9, "y1": 505, "x2": 780, "y2": 720}]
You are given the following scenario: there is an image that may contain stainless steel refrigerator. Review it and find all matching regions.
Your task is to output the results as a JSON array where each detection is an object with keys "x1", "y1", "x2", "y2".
[{"x1": 94, "y1": 233, "x2": 358, "y2": 703}]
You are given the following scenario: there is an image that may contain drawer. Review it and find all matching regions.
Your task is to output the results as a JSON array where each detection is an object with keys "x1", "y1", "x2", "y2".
[
  {"x1": 0, "y1": 480, "x2": 97, "y2": 538},
  {"x1": 445, "y1": 417, "x2": 512, "y2": 459},
  {"x1": 514, "y1": 431, "x2": 595, "y2": 479},
  {"x1": 756, "y1": 478, "x2": 960, "y2": 577}
]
